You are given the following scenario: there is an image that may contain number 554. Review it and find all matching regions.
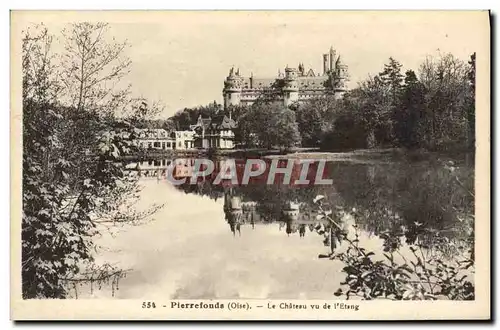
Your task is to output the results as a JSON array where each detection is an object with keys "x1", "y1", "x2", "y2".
[{"x1": 142, "y1": 301, "x2": 156, "y2": 308}]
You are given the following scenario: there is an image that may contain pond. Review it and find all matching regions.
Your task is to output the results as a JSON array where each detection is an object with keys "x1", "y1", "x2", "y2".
[{"x1": 84, "y1": 152, "x2": 474, "y2": 299}]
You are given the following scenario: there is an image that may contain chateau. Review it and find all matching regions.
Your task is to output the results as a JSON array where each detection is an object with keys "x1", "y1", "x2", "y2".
[{"x1": 223, "y1": 47, "x2": 348, "y2": 109}]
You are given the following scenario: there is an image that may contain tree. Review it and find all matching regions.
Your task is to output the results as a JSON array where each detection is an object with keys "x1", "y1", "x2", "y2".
[
  {"x1": 379, "y1": 57, "x2": 404, "y2": 104},
  {"x1": 125, "y1": 98, "x2": 165, "y2": 128},
  {"x1": 418, "y1": 53, "x2": 469, "y2": 150},
  {"x1": 22, "y1": 26, "x2": 66, "y2": 297},
  {"x1": 22, "y1": 25, "x2": 62, "y2": 105},
  {"x1": 60, "y1": 22, "x2": 132, "y2": 115},
  {"x1": 320, "y1": 92, "x2": 366, "y2": 151},
  {"x1": 22, "y1": 23, "x2": 161, "y2": 299},
  {"x1": 239, "y1": 101, "x2": 301, "y2": 150},
  {"x1": 357, "y1": 75, "x2": 393, "y2": 148},
  {"x1": 465, "y1": 53, "x2": 476, "y2": 150},
  {"x1": 169, "y1": 101, "x2": 227, "y2": 130},
  {"x1": 379, "y1": 58, "x2": 404, "y2": 145},
  {"x1": 318, "y1": 54, "x2": 472, "y2": 151},
  {"x1": 394, "y1": 70, "x2": 426, "y2": 148},
  {"x1": 273, "y1": 106, "x2": 302, "y2": 150},
  {"x1": 295, "y1": 102, "x2": 324, "y2": 147},
  {"x1": 295, "y1": 96, "x2": 339, "y2": 147}
]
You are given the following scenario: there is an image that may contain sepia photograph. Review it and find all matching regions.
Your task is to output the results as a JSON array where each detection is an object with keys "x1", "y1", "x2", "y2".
[{"x1": 9, "y1": 10, "x2": 490, "y2": 320}]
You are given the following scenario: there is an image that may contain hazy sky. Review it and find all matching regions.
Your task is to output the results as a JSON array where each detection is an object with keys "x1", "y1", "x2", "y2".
[{"x1": 14, "y1": 11, "x2": 488, "y2": 117}]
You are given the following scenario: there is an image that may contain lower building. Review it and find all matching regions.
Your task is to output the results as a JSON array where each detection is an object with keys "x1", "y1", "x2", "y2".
[
  {"x1": 136, "y1": 128, "x2": 175, "y2": 150},
  {"x1": 173, "y1": 130, "x2": 195, "y2": 150},
  {"x1": 190, "y1": 115, "x2": 236, "y2": 149},
  {"x1": 135, "y1": 128, "x2": 196, "y2": 151}
]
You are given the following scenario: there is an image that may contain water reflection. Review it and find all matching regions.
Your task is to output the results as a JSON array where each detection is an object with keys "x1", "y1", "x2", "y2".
[
  {"x1": 125, "y1": 155, "x2": 474, "y2": 253},
  {"x1": 221, "y1": 187, "x2": 328, "y2": 237}
]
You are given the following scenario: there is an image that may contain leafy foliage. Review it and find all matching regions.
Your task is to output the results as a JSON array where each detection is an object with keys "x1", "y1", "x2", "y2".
[
  {"x1": 169, "y1": 101, "x2": 245, "y2": 130},
  {"x1": 238, "y1": 101, "x2": 301, "y2": 150},
  {"x1": 22, "y1": 24, "x2": 162, "y2": 299},
  {"x1": 294, "y1": 96, "x2": 340, "y2": 147},
  {"x1": 304, "y1": 54, "x2": 475, "y2": 152},
  {"x1": 312, "y1": 190, "x2": 474, "y2": 301}
]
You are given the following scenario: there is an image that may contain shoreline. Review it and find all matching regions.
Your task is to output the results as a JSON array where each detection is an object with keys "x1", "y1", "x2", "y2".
[{"x1": 118, "y1": 147, "x2": 474, "y2": 165}]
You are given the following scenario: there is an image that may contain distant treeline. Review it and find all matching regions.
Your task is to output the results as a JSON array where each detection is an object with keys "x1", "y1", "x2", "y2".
[
  {"x1": 316, "y1": 54, "x2": 476, "y2": 152},
  {"x1": 152, "y1": 102, "x2": 243, "y2": 131},
  {"x1": 138, "y1": 101, "x2": 244, "y2": 131}
]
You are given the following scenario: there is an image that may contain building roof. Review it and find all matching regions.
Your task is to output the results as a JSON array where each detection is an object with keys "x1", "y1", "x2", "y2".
[
  {"x1": 217, "y1": 115, "x2": 237, "y2": 130},
  {"x1": 297, "y1": 76, "x2": 328, "y2": 90},
  {"x1": 305, "y1": 68, "x2": 317, "y2": 77},
  {"x1": 236, "y1": 73, "x2": 328, "y2": 91},
  {"x1": 201, "y1": 118, "x2": 212, "y2": 127},
  {"x1": 192, "y1": 114, "x2": 236, "y2": 131},
  {"x1": 250, "y1": 78, "x2": 275, "y2": 89},
  {"x1": 136, "y1": 128, "x2": 171, "y2": 139}
]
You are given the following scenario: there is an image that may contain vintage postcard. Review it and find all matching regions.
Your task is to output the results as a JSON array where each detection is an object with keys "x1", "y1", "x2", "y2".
[{"x1": 10, "y1": 10, "x2": 490, "y2": 320}]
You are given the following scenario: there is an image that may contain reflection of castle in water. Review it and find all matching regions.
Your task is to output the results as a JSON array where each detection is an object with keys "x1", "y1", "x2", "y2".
[
  {"x1": 223, "y1": 190, "x2": 258, "y2": 236},
  {"x1": 136, "y1": 156, "x2": 471, "y2": 251},
  {"x1": 222, "y1": 187, "x2": 326, "y2": 237}
]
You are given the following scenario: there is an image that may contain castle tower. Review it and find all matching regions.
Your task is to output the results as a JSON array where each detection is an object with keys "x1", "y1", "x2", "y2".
[
  {"x1": 223, "y1": 67, "x2": 242, "y2": 109},
  {"x1": 228, "y1": 196, "x2": 243, "y2": 236},
  {"x1": 323, "y1": 54, "x2": 329, "y2": 75},
  {"x1": 283, "y1": 67, "x2": 299, "y2": 107},
  {"x1": 333, "y1": 56, "x2": 349, "y2": 99},
  {"x1": 329, "y1": 46, "x2": 336, "y2": 72},
  {"x1": 283, "y1": 201, "x2": 300, "y2": 236}
]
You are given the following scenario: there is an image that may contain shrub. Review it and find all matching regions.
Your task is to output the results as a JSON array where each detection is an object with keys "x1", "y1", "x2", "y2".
[{"x1": 313, "y1": 195, "x2": 474, "y2": 300}]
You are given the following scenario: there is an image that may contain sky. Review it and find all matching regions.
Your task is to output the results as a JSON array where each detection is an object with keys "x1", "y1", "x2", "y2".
[{"x1": 13, "y1": 11, "x2": 489, "y2": 117}]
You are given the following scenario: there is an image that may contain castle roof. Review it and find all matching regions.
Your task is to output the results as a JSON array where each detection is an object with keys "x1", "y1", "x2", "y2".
[
  {"x1": 297, "y1": 76, "x2": 328, "y2": 90},
  {"x1": 236, "y1": 67, "x2": 329, "y2": 91},
  {"x1": 251, "y1": 78, "x2": 275, "y2": 89},
  {"x1": 305, "y1": 69, "x2": 316, "y2": 77}
]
